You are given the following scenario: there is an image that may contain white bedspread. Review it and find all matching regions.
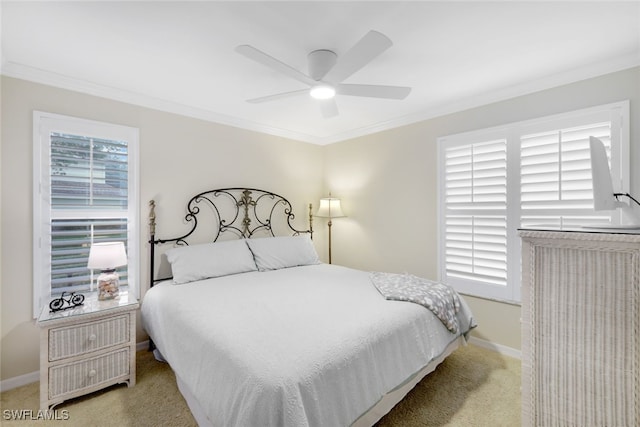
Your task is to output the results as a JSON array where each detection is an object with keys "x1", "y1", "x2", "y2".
[{"x1": 141, "y1": 264, "x2": 474, "y2": 427}]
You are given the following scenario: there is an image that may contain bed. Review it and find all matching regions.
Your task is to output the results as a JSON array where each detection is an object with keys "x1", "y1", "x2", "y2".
[{"x1": 141, "y1": 188, "x2": 476, "y2": 427}]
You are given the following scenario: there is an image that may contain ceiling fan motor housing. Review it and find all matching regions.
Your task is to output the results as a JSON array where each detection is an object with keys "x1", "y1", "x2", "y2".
[{"x1": 308, "y1": 49, "x2": 337, "y2": 81}]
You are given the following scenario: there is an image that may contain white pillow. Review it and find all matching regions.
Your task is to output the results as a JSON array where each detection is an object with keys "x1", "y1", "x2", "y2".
[
  {"x1": 246, "y1": 235, "x2": 320, "y2": 271},
  {"x1": 165, "y1": 239, "x2": 257, "y2": 284}
]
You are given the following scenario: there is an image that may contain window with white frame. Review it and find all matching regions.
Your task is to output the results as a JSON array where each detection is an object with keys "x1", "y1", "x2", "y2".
[
  {"x1": 438, "y1": 101, "x2": 629, "y2": 302},
  {"x1": 33, "y1": 112, "x2": 139, "y2": 317}
]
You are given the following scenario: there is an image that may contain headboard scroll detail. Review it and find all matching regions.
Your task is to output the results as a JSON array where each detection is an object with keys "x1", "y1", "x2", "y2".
[{"x1": 148, "y1": 188, "x2": 313, "y2": 286}]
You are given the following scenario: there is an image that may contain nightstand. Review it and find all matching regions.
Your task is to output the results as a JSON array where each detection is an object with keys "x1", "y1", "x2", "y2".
[{"x1": 37, "y1": 293, "x2": 139, "y2": 410}]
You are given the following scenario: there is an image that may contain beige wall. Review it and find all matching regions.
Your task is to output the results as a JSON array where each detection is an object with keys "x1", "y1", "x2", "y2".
[
  {"x1": 2, "y1": 67, "x2": 639, "y2": 381},
  {"x1": 0, "y1": 76, "x2": 324, "y2": 381},
  {"x1": 323, "y1": 66, "x2": 640, "y2": 350}
]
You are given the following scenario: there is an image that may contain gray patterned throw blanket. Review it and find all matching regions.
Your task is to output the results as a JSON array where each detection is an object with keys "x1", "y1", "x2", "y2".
[{"x1": 370, "y1": 272, "x2": 461, "y2": 334}]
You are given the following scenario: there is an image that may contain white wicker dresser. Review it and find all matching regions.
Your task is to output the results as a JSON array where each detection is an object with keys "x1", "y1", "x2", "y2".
[
  {"x1": 520, "y1": 229, "x2": 639, "y2": 427},
  {"x1": 37, "y1": 293, "x2": 138, "y2": 410}
]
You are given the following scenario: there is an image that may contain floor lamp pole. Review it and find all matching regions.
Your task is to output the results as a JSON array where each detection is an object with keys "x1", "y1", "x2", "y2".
[{"x1": 327, "y1": 219, "x2": 333, "y2": 264}]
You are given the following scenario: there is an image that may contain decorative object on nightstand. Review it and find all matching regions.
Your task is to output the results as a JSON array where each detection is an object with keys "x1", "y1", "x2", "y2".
[
  {"x1": 315, "y1": 194, "x2": 345, "y2": 264},
  {"x1": 88, "y1": 242, "x2": 127, "y2": 300},
  {"x1": 49, "y1": 291, "x2": 85, "y2": 312},
  {"x1": 38, "y1": 294, "x2": 139, "y2": 411}
]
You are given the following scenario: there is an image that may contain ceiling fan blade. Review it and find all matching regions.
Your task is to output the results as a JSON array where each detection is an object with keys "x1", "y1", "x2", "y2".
[
  {"x1": 319, "y1": 98, "x2": 339, "y2": 118},
  {"x1": 324, "y1": 30, "x2": 393, "y2": 83},
  {"x1": 337, "y1": 84, "x2": 411, "y2": 100},
  {"x1": 236, "y1": 45, "x2": 316, "y2": 86},
  {"x1": 246, "y1": 89, "x2": 309, "y2": 104}
]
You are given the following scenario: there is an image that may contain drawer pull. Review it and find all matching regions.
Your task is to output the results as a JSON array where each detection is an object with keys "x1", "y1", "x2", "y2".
[
  {"x1": 88, "y1": 369, "x2": 97, "y2": 378},
  {"x1": 88, "y1": 334, "x2": 97, "y2": 342}
]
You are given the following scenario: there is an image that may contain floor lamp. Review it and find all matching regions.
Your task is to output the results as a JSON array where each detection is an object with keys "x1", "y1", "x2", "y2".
[{"x1": 316, "y1": 194, "x2": 345, "y2": 264}]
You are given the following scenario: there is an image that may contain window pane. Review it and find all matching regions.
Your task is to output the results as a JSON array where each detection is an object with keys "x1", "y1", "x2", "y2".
[
  {"x1": 520, "y1": 122, "x2": 611, "y2": 212},
  {"x1": 445, "y1": 215, "x2": 507, "y2": 286},
  {"x1": 445, "y1": 139, "x2": 507, "y2": 210},
  {"x1": 51, "y1": 133, "x2": 128, "y2": 209},
  {"x1": 51, "y1": 218, "x2": 128, "y2": 295},
  {"x1": 443, "y1": 138, "x2": 508, "y2": 287}
]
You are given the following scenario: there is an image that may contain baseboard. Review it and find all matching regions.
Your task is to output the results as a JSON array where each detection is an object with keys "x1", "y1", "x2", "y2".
[
  {"x1": 468, "y1": 336, "x2": 521, "y2": 359},
  {"x1": 0, "y1": 370, "x2": 40, "y2": 393},
  {"x1": 1, "y1": 341, "x2": 153, "y2": 392}
]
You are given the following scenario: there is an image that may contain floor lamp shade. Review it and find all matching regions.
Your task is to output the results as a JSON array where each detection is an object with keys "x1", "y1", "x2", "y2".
[
  {"x1": 88, "y1": 242, "x2": 127, "y2": 300},
  {"x1": 316, "y1": 197, "x2": 345, "y2": 219},
  {"x1": 316, "y1": 196, "x2": 345, "y2": 264}
]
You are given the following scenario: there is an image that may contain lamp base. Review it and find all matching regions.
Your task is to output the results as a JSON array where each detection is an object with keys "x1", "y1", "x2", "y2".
[{"x1": 97, "y1": 270, "x2": 120, "y2": 300}]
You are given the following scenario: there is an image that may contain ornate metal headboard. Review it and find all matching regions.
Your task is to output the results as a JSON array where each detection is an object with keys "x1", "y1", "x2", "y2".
[{"x1": 148, "y1": 188, "x2": 313, "y2": 287}]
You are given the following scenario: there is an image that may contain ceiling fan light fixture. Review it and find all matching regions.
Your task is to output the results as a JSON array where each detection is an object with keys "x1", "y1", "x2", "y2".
[
  {"x1": 237, "y1": 30, "x2": 411, "y2": 116},
  {"x1": 310, "y1": 84, "x2": 336, "y2": 100}
]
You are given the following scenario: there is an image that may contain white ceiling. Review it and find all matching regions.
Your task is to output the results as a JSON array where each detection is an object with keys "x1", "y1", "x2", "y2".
[{"x1": 2, "y1": 1, "x2": 639, "y2": 144}]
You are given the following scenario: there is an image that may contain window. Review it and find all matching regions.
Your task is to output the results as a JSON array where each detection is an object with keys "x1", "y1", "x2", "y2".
[
  {"x1": 438, "y1": 101, "x2": 629, "y2": 302},
  {"x1": 33, "y1": 112, "x2": 139, "y2": 316}
]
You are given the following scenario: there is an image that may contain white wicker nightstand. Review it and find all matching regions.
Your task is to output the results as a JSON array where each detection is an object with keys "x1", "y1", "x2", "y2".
[{"x1": 37, "y1": 293, "x2": 139, "y2": 411}]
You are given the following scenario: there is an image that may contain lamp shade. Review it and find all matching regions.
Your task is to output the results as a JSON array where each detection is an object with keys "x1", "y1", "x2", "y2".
[
  {"x1": 87, "y1": 242, "x2": 128, "y2": 270},
  {"x1": 316, "y1": 197, "x2": 345, "y2": 218}
]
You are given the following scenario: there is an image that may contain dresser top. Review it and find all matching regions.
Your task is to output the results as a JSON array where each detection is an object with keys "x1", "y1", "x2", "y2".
[
  {"x1": 518, "y1": 227, "x2": 640, "y2": 243},
  {"x1": 38, "y1": 292, "x2": 139, "y2": 325},
  {"x1": 519, "y1": 225, "x2": 640, "y2": 233}
]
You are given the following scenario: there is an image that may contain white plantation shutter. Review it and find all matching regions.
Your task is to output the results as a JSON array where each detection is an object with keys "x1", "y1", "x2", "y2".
[
  {"x1": 445, "y1": 216, "x2": 507, "y2": 285},
  {"x1": 442, "y1": 137, "x2": 510, "y2": 298},
  {"x1": 34, "y1": 112, "x2": 139, "y2": 316},
  {"x1": 444, "y1": 140, "x2": 507, "y2": 209},
  {"x1": 438, "y1": 101, "x2": 628, "y2": 302},
  {"x1": 520, "y1": 122, "x2": 614, "y2": 228}
]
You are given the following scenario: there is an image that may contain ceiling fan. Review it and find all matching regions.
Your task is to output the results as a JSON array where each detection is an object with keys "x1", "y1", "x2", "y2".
[{"x1": 235, "y1": 30, "x2": 411, "y2": 118}]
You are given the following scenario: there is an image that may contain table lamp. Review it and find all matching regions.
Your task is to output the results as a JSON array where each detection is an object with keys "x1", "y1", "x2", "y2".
[{"x1": 88, "y1": 242, "x2": 127, "y2": 300}]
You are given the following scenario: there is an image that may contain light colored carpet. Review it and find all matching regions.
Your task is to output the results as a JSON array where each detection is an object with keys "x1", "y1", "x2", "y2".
[{"x1": 0, "y1": 343, "x2": 520, "y2": 426}]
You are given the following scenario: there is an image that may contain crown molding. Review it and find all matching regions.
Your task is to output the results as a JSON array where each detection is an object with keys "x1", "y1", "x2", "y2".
[
  {"x1": 0, "y1": 60, "x2": 324, "y2": 144},
  {"x1": 3, "y1": 53, "x2": 639, "y2": 146},
  {"x1": 319, "y1": 52, "x2": 640, "y2": 144}
]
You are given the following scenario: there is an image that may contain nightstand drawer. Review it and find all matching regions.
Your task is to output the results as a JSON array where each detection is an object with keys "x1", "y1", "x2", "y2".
[
  {"x1": 49, "y1": 314, "x2": 130, "y2": 361},
  {"x1": 48, "y1": 347, "x2": 130, "y2": 399}
]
